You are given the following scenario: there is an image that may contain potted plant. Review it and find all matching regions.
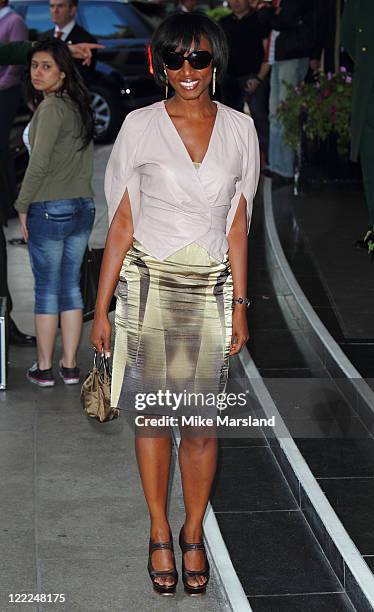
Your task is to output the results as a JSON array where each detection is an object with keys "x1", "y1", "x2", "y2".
[{"x1": 277, "y1": 68, "x2": 359, "y2": 185}]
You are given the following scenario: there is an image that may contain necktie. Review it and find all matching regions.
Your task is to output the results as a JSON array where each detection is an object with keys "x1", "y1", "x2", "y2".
[{"x1": 55, "y1": 30, "x2": 63, "y2": 39}]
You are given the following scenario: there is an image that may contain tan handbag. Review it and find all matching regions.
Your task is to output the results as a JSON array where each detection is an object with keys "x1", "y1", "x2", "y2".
[{"x1": 80, "y1": 350, "x2": 120, "y2": 423}]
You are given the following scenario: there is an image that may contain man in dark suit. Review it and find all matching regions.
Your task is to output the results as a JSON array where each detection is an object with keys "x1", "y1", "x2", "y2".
[{"x1": 48, "y1": 0, "x2": 97, "y2": 83}]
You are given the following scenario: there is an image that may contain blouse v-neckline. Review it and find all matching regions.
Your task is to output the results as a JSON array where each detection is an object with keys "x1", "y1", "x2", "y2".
[{"x1": 162, "y1": 99, "x2": 220, "y2": 170}]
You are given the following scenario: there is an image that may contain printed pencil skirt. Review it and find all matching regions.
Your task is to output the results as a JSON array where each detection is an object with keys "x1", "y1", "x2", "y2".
[{"x1": 111, "y1": 239, "x2": 233, "y2": 417}]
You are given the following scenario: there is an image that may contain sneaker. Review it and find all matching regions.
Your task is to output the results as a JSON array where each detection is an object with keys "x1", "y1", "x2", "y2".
[
  {"x1": 59, "y1": 361, "x2": 80, "y2": 385},
  {"x1": 27, "y1": 363, "x2": 55, "y2": 387}
]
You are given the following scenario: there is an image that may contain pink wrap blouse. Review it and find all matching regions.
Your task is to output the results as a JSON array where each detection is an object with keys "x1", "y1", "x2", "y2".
[{"x1": 105, "y1": 100, "x2": 260, "y2": 262}]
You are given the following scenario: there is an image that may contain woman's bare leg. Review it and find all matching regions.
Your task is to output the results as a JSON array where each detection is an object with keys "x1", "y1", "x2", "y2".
[
  {"x1": 135, "y1": 431, "x2": 175, "y2": 587},
  {"x1": 178, "y1": 431, "x2": 218, "y2": 587},
  {"x1": 35, "y1": 314, "x2": 59, "y2": 370},
  {"x1": 60, "y1": 309, "x2": 82, "y2": 368}
]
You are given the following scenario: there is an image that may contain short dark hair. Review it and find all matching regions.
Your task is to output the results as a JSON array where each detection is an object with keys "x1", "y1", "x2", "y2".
[{"x1": 150, "y1": 12, "x2": 228, "y2": 88}]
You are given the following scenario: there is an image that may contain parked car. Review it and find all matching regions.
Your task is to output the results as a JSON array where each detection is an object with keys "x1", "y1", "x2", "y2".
[{"x1": 11, "y1": 0, "x2": 164, "y2": 143}]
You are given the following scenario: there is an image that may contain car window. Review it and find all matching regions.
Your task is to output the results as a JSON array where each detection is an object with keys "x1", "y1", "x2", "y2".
[
  {"x1": 24, "y1": 2, "x2": 52, "y2": 39},
  {"x1": 10, "y1": 3, "x2": 27, "y2": 19},
  {"x1": 81, "y1": 2, "x2": 142, "y2": 39}
]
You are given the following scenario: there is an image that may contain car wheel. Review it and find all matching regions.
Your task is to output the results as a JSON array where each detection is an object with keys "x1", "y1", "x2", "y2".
[{"x1": 90, "y1": 86, "x2": 122, "y2": 144}]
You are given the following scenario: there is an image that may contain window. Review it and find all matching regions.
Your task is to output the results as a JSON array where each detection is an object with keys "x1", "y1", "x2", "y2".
[
  {"x1": 81, "y1": 3, "x2": 137, "y2": 39},
  {"x1": 24, "y1": 2, "x2": 52, "y2": 40},
  {"x1": 10, "y1": 3, "x2": 27, "y2": 19}
]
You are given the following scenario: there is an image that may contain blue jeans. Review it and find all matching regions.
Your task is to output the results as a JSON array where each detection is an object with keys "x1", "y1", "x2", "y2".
[
  {"x1": 27, "y1": 198, "x2": 95, "y2": 314},
  {"x1": 268, "y1": 58, "x2": 309, "y2": 178}
]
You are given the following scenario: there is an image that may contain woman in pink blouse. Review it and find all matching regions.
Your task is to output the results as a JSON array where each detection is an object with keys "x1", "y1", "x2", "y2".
[{"x1": 91, "y1": 12, "x2": 259, "y2": 598}]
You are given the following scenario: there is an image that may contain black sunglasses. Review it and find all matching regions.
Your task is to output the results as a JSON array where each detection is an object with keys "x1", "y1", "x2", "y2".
[{"x1": 162, "y1": 50, "x2": 213, "y2": 71}]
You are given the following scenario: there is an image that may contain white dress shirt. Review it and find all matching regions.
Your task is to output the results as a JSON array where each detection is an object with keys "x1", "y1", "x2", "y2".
[{"x1": 54, "y1": 19, "x2": 75, "y2": 41}]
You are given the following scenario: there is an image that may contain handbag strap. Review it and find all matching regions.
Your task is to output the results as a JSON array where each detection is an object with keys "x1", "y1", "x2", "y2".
[{"x1": 93, "y1": 348, "x2": 111, "y2": 375}]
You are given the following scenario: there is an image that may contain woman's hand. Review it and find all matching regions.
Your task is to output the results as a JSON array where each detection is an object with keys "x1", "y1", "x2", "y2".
[
  {"x1": 229, "y1": 306, "x2": 250, "y2": 356},
  {"x1": 309, "y1": 59, "x2": 321, "y2": 72},
  {"x1": 245, "y1": 78, "x2": 260, "y2": 96},
  {"x1": 18, "y1": 213, "x2": 28, "y2": 242},
  {"x1": 90, "y1": 312, "x2": 112, "y2": 357}
]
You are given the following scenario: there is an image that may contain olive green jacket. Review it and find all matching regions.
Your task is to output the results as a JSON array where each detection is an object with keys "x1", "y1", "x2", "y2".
[
  {"x1": 341, "y1": 0, "x2": 374, "y2": 161},
  {"x1": 0, "y1": 41, "x2": 32, "y2": 66},
  {"x1": 14, "y1": 94, "x2": 94, "y2": 213}
]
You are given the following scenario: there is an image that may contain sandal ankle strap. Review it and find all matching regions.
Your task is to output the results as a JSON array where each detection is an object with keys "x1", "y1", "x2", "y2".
[
  {"x1": 149, "y1": 539, "x2": 174, "y2": 553},
  {"x1": 180, "y1": 541, "x2": 205, "y2": 552}
]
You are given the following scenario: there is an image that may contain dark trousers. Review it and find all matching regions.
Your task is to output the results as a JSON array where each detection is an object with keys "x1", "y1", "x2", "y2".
[
  {"x1": 360, "y1": 96, "x2": 374, "y2": 229},
  {"x1": 0, "y1": 225, "x2": 12, "y2": 314},
  {"x1": 0, "y1": 85, "x2": 22, "y2": 205},
  {"x1": 0, "y1": 84, "x2": 22, "y2": 317},
  {"x1": 221, "y1": 73, "x2": 269, "y2": 158}
]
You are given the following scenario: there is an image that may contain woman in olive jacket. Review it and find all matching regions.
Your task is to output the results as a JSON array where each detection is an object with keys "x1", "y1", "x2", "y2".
[{"x1": 14, "y1": 39, "x2": 95, "y2": 387}]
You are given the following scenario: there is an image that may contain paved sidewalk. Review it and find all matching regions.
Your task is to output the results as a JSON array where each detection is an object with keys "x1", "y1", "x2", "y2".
[{"x1": 1, "y1": 332, "x2": 229, "y2": 612}]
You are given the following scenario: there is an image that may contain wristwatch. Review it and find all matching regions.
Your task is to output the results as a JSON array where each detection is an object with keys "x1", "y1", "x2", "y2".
[{"x1": 232, "y1": 297, "x2": 251, "y2": 307}]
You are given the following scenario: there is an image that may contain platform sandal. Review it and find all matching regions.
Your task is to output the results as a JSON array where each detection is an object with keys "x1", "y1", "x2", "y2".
[
  {"x1": 147, "y1": 538, "x2": 178, "y2": 596},
  {"x1": 179, "y1": 526, "x2": 210, "y2": 596}
]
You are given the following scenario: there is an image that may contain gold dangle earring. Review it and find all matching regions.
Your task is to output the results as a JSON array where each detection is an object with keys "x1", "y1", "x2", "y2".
[
  {"x1": 164, "y1": 68, "x2": 169, "y2": 99},
  {"x1": 212, "y1": 67, "x2": 217, "y2": 97}
]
